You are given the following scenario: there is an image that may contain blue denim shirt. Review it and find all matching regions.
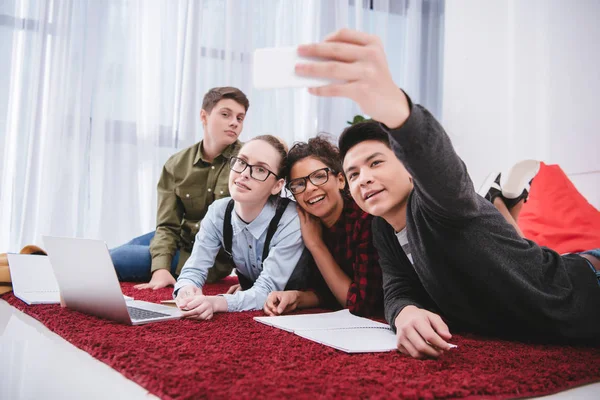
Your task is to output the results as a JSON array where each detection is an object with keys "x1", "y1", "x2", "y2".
[{"x1": 174, "y1": 197, "x2": 304, "y2": 311}]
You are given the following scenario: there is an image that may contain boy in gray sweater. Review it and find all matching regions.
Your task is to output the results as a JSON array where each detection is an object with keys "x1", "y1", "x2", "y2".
[{"x1": 296, "y1": 28, "x2": 600, "y2": 359}]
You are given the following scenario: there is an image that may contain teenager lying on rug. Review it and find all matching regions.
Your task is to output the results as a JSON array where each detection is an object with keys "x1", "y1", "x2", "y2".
[
  {"x1": 480, "y1": 160, "x2": 600, "y2": 274},
  {"x1": 296, "y1": 28, "x2": 600, "y2": 359},
  {"x1": 263, "y1": 137, "x2": 383, "y2": 317},
  {"x1": 174, "y1": 135, "x2": 310, "y2": 319},
  {"x1": 110, "y1": 87, "x2": 248, "y2": 289}
]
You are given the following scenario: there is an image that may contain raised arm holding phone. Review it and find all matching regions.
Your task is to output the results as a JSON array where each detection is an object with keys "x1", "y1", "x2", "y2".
[{"x1": 295, "y1": 29, "x2": 600, "y2": 359}]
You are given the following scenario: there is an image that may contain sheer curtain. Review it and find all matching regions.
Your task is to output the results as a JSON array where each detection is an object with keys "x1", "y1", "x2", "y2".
[{"x1": 0, "y1": 0, "x2": 444, "y2": 251}]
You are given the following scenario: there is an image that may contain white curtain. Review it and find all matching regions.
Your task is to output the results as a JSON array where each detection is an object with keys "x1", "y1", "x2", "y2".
[{"x1": 0, "y1": 0, "x2": 444, "y2": 251}]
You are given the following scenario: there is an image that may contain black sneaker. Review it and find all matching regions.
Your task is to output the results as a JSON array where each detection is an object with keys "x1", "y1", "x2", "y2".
[{"x1": 478, "y1": 172, "x2": 502, "y2": 204}]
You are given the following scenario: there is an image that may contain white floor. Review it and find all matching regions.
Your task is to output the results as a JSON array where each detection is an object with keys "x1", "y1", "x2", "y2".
[
  {"x1": 0, "y1": 299, "x2": 599, "y2": 399},
  {"x1": 0, "y1": 300, "x2": 155, "y2": 400}
]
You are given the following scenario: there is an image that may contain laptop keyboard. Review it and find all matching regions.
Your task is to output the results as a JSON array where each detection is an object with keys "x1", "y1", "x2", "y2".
[{"x1": 127, "y1": 306, "x2": 170, "y2": 321}]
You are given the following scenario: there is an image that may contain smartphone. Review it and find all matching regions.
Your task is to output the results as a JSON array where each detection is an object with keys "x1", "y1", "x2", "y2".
[{"x1": 253, "y1": 47, "x2": 337, "y2": 89}]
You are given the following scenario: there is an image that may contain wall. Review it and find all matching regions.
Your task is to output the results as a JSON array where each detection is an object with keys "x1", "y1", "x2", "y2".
[{"x1": 442, "y1": 0, "x2": 600, "y2": 208}]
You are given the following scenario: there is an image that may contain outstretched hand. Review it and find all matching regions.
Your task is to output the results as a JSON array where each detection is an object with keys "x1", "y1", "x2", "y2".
[{"x1": 296, "y1": 28, "x2": 410, "y2": 129}]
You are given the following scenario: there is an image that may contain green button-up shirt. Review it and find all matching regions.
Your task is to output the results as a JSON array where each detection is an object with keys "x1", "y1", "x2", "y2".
[{"x1": 149, "y1": 140, "x2": 242, "y2": 279}]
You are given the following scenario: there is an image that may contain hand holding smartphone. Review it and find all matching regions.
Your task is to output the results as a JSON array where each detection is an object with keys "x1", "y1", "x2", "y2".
[{"x1": 253, "y1": 47, "x2": 337, "y2": 89}]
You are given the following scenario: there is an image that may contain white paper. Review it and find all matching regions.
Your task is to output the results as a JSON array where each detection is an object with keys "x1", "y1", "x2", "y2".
[
  {"x1": 254, "y1": 309, "x2": 396, "y2": 354},
  {"x1": 296, "y1": 327, "x2": 397, "y2": 353},
  {"x1": 254, "y1": 309, "x2": 390, "y2": 332}
]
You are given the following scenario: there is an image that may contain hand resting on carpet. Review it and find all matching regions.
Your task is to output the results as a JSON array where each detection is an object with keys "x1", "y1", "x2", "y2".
[
  {"x1": 134, "y1": 269, "x2": 176, "y2": 290},
  {"x1": 394, "y1": 305, "x2": 454, "y2": 359}
]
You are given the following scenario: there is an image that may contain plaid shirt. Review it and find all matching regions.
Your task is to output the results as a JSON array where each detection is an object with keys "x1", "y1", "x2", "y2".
[{"x1": 311, "y1": 196, "x2": 384, "y2": 317}]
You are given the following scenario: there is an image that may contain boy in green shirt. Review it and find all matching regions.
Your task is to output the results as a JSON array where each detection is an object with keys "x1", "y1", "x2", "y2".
[{"x1": 111, "y1": 87, "x2": 249, "y2": 289}]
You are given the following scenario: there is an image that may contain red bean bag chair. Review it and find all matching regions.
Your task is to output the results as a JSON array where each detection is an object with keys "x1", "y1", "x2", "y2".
[{"x1": 518, "y1": 162, "x2": 600, "y2": 254}]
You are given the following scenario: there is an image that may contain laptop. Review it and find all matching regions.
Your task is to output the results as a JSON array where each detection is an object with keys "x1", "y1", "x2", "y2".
[{"x1": 42, "y1": 236, "x2": 182, "y2": 325}]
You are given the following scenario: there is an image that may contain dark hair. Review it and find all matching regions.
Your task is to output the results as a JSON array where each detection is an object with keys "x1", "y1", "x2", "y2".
[
  {"x1": 338, "y1": 120, "x2": 391, "y2": 161},
  {"x1": 247, "y1": 135, "x2": 288, "y2": 178},
  {"x1": 202, "y1": 87, "x2": 250, "y2": 114},
  {"x1": 286, "y1": 135, "x2": 343, "y2": 181}
]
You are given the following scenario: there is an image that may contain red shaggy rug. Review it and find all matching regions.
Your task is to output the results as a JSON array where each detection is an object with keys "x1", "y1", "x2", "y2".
[{"x1": 2, "y1": 276, "x2": 600, "y2": 399}]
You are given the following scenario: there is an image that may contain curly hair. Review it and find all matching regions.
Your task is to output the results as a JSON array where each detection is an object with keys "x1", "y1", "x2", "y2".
[{"x1": 286, "y1": 134, "x2": 343, "y2": 181}]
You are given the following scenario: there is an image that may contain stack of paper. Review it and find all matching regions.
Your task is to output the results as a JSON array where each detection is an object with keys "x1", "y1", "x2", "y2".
[{"x1": 254, "y1": 309, "x2": 397, "y2": 353}]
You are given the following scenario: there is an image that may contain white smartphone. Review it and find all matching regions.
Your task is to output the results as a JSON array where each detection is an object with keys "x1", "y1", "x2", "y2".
[{"x1": 253, "y1": 47, "x2": 337, "y2": 89}]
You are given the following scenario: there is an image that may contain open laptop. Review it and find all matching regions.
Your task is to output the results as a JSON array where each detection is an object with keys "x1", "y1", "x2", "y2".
[{"x1": 42, "y1": 236, "x2": 182, "y2": 325}]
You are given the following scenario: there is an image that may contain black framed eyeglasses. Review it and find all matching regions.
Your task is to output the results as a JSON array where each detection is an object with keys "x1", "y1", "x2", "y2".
[
  {"x1": 229, "y1": 156, "x2": 279, "y2": 182},
  {"x1": 287, "y1": 167, "x2": 331, "y2": 195}
]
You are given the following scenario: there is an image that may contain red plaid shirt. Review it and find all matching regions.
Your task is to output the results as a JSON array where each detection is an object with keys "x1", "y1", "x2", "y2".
[{"x1": 311, "y1": 196, "x2": 383, "y2": 317}]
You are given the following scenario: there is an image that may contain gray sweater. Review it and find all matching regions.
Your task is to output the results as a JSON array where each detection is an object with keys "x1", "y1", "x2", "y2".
[{"x1": 374, "y1": 101, "x2": 600, "y2": 342}]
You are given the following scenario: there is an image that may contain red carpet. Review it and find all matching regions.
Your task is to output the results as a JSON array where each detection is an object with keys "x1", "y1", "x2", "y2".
[{"x1": 2, "y1": 276, "x2": 600, "y2": 399}]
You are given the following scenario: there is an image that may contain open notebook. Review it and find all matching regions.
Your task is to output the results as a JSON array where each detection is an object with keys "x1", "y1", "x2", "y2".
[{"x1": 254, "y1": 309, "x2": 397, "y2": 353}]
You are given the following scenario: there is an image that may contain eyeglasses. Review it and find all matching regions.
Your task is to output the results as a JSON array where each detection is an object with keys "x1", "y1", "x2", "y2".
[
  {"x1": 287, "y1": 167, "x2": 331, "y2": 195},
  {"x1": 229, "y1": 156, "x2": 279, "y2": 182}
]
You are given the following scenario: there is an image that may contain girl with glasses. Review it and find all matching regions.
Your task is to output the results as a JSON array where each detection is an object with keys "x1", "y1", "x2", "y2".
[
  {"x1": 263, "y1": 136, "x2": 383, "y2": 317},
  {"x1": 174, "y1": 135, "x2": 307, "y2": 319}
]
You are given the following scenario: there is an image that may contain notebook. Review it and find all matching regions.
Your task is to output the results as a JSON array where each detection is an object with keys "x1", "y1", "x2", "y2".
[
  {"x1": 254, "y1": 309, "x2": 397, "y2": 353},
  {"x1": 6, "y1": 254, "x2": 60, "y2": 305}
]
